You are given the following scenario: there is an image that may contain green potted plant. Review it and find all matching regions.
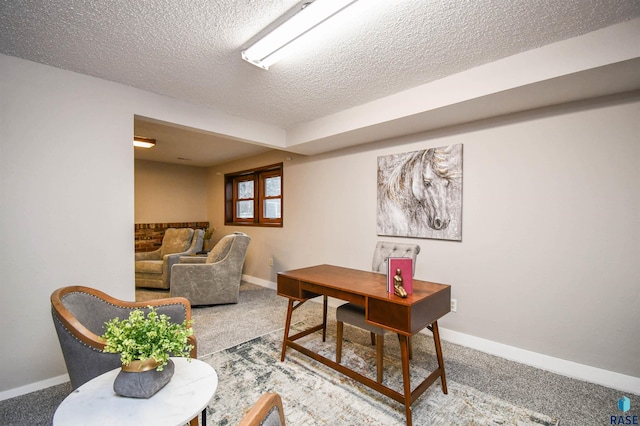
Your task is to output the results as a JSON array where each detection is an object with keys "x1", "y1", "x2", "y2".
[{"x1": 101, "y1": 306, "x2": 194, "y2": 398}]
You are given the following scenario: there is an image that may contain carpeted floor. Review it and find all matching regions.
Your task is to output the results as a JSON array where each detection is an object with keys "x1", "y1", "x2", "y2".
[
  {"x1": 1, "y1": 282, "x2": 638, "y2": 425},
  {"x1": 203, "y1": 325, "x2": 559, "y2": 425}
]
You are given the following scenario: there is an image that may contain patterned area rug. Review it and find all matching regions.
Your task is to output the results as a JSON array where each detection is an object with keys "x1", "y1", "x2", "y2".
[{"x1": 201, "y1": 324, "x2": 559, "y2": 425}]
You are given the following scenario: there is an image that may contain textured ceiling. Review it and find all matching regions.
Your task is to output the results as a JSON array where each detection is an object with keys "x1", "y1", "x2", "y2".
[
  {"x1": 2, "y1": 0, "x2": 640, "y2": 165},
  {"x1": 133, "y1": 116, "x2": 274, "y2": 167}
]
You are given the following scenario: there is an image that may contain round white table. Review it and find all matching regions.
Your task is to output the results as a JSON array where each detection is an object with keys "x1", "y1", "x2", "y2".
[{"x1": 53, "y1": 357, "x2": 218, "y2": 426}]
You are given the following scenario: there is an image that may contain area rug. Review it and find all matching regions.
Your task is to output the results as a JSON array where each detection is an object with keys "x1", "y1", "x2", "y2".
[{"x1": 201, "y1": 324, "x2": 559, "y2": 425}]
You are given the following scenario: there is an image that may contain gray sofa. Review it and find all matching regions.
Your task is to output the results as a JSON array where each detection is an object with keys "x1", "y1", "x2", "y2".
[
  {"x1": 135, "y1": 228, "x2": 204, "y2": 290},
  {"x1": 170, "y1": 232, "x2": 251, "y2": 306}
]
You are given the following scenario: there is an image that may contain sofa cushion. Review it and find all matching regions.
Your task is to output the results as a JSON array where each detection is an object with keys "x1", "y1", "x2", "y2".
[
  {"x1": 135, "y1": 260, "x2": 163, "y2": 274},
  {"x1": 160, "y1": 228, "x2": 194, "y2": 257}
]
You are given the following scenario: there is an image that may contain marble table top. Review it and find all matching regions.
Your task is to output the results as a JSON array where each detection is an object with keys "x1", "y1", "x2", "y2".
[{"x1": 53, "y1": 357, "x2": 218, "y2": 426}]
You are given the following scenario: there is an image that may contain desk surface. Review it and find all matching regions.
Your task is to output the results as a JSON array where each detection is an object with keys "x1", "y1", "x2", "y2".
[
  {"x1": 53, "y1": 357, "x2": 218, "y2": 426},
  {"x1": 278, "y1": 264, "x2": 451, "y2": 335}
]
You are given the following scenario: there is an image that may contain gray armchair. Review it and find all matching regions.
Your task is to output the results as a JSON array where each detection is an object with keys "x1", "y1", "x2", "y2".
[
  {"x1": 135, "y1": 228, "x2": 204, "y2": 290},
  {"x1": 238, "y1": 392, "x2": 286, "y2": 426},
  {"x1": 170, "y1": 232, "x2": 251, "y2": 306},
  {"x1": 51, "y1": 286, "x2": 197, "y2": 390}
]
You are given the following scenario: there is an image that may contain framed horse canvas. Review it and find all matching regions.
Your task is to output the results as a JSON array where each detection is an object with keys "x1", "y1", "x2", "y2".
[{"x1": 377, "y1": 144, "x2": 463, "y2": 241}]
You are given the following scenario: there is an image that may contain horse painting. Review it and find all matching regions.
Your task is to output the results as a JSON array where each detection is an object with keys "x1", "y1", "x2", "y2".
[{"x1": 377, "y1": 144, "x2": 463, "y2": 240}]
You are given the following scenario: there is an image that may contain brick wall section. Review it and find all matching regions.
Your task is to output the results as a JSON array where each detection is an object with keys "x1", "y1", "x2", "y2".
[{"x1": 135, "y1": 222, "x2": 209, "y2": 252}]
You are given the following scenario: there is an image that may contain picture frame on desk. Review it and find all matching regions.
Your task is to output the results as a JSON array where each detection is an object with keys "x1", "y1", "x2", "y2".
[{"x1": 387, "y1": 257, "x2": 413, "y2": 294}]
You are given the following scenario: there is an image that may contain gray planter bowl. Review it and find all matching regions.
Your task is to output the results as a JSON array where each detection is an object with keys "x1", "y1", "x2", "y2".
[{"x1": 113, "y1": 359, "x2": 175, "y2": 399}]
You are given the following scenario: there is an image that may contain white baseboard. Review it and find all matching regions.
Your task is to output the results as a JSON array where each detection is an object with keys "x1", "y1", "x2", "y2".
[
  {"x1": 436, "y1": 327, "x2": 640, "y2": 395},
  {"x1": 243, "y1": 274, "x2": 277, "y2": 290},
  {"x1": 246, "y1": 275, "x2": 640, "y2": 395},
  {"x1": 0, "y1": 374, "x2": 69, "y2": 402}
]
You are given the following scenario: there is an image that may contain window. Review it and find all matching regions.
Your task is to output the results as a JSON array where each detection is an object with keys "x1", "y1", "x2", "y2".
[{"x1": 225, "y1": 163, "x2": 283, "y2": 227}]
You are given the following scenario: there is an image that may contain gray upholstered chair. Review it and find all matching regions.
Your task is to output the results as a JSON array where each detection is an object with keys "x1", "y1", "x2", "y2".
[
  {"x1": 238, "y1": 392, "x2": 286, "y2": 426},
  {"x1": 335, "y1": 241, "x2": 420, "y2": 383},
  {"x1": 50, "y1": 286, "x2": 197, "y2": 389},
  {"x1": 135, "y1": 228, "x2": 204, "y2": 290},
  {"x1": 170, "y1": 232, "x2": 251, "y2": 306}
]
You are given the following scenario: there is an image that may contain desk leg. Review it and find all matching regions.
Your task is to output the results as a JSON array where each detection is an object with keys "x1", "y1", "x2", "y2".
[
  {"x1": 281, "y1": 299, "x2": 295, "y2": 362},
  {"x1": 432, "y1": 321, "x2": 448, "y2": 394},
  {"x1": 399, "y1": 334, "x2": 412, "y2": 426},
  {"x1": 322, "y1": 295, "x2": 328, "y2": 342}
]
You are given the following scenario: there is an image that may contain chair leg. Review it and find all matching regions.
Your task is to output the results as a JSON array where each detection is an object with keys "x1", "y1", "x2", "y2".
[
  {"x1": 376, "y1": 334, "x2": 384, "y2": 383},
  {"x1": 322, "y1": 295, "x2": 328, "y2": 342},
  {"x1": 336, "y1": 321, "x2": 343, "y2": 363},
  {"x1": 370, "y1": 331, "x2": 376, "y2": 345}
]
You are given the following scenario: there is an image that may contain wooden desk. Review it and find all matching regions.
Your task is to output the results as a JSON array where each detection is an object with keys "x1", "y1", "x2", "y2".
[{"x1": 277, "y1": 264, "x2": 451, "y2": 426}]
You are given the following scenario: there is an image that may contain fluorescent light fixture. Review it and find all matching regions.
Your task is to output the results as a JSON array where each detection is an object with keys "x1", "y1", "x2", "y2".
[
  {"x1": 242, "y1": 0, "x2": 358, "y2": 70},
  {"x1": 133, "y1": 136, "x2": 156, "y2": 148}
]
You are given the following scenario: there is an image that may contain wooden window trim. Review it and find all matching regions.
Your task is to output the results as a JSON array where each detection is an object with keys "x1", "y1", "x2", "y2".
[
  {"x1": 232, "y1": 175, "x2": 255, "y2": 224},
  {"x1": 224, "y1": 163, "x2": 283, "y2": 227}
]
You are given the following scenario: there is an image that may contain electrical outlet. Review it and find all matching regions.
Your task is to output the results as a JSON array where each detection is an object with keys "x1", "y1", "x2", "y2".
[
  {"x1": 450, "y1": 298, "x2": 457, "y2": 313},
  {"x1": 269, "y1": 258, "x2": 274, "y2": 267}
]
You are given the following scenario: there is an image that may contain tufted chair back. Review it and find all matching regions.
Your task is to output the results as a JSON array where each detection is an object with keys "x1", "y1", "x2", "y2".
[{"x1": 371, "y1": 241, "x2": 420, "y2": 276}]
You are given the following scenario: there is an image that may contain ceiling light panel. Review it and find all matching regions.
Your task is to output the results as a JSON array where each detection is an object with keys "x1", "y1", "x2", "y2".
[
  {"x1": 133, "y1": 136, "x2": 156, "y2": 148},
  {"x1": 242, "y1": 0, "x2": 359, "y2": 70}
]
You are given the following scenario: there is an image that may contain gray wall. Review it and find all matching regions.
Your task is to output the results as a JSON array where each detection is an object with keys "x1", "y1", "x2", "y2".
[{"x1": 211, "y1": 95, "x2": 640, "y2": 381}]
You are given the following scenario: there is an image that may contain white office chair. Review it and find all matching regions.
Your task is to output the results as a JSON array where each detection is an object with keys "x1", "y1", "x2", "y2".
[{"x1": 335, "y1": 242, "x2": 420, "y2": 383}]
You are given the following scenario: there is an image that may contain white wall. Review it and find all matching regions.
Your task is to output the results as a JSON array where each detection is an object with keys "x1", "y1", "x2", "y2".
[
  {"x1": 135, "y1": 160, "x2": 208, "y2": 223},
  {"x1": 213, "y1": 94, "x2": 640, "y2": 383},
  {"x1": 0, "y1": 55, "x2": 135, "y2": 393}
]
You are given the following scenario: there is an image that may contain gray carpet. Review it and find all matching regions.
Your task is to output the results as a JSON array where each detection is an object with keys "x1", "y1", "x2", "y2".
[{"x1": 1, "y1": 282, "x2": 638, "y2": 425}]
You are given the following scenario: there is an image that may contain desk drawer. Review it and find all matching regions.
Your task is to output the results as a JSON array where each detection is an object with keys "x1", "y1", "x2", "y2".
[
  {"x1": 303, "y1": 282, "x2": 366, "y2": 305},
  {"x1": 277, "y1": 276, "x2": 323, "y2": 300},
  {"x1": 277, "y1": 275, "x2": 301, "y2": 299},
  {"x1": 368, "y1": 286, "x2": 451, "y2": 335},
  {"x1": 367, "y1": 299, "x2": 410, "y2": 334}
]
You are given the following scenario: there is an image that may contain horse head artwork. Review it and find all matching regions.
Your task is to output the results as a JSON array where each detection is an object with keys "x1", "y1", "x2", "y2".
[{"x1": 377, "y1": 144, "x2": 463, "y2": 240}]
